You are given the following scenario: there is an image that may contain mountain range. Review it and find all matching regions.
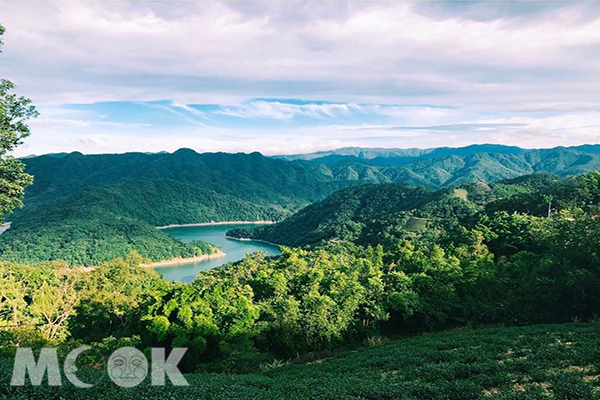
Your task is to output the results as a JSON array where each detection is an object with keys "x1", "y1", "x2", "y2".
[{"x1": 2, "y1": 144, "x2": 600, "y2": 266}]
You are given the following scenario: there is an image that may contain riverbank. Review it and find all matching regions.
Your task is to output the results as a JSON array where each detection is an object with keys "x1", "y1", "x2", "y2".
[
  {"x1": 156, "y1": 221, "x2": 274, "y2": 229},
  {"x1": 224, "y1": 235, "x2": 282, "y2": 247},
  {"x1": 141, "y1": 249, "x2": 226, "y2": 268},
  {"x1": 76, "y1": 249, "x2": 227, "y2": 272}
]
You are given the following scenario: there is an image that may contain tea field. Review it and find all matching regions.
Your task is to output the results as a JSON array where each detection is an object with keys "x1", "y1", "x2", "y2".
[{"x1": 2, "y1": 323, "x2": 600, "y2": 399}]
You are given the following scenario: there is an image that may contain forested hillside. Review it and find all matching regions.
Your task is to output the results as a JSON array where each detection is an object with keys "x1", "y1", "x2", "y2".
[
  {"x1": 21, "y1": 144, "x2": 600, "y2": 209},
  {"x1": 20, "y1": 149, "x2": 361, "y2": 212},
  {"x1": 0, "y1": 179, "x2": 281, "y2": 265},
  {"x1": 228, "y1": 172, "x2": 598, "y2": 247},
  {"x1": 5, "y1": 146, "x2": 600, "y2": 266},
  {"x1": 315, "y1": 147, "x2": 600, "y2": 187},
  {"x1": 1, "y1": 150, "x2": 386, "y2": 265},
  {"x1": 279, "y1": 143, "x2": 600, "y2": 168}
]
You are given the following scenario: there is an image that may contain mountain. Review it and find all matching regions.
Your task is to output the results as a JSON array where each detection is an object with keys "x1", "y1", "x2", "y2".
[
  {"x1": 1, "y1": 150, "x2": 391, "y2": 266},
  {"x1": 20, "y1": 149, "x2": 381, "y2": 212},
  {"x1": 274, "y1": 144, "x2": 527, "y2": 164},
  {"x1": 228, "y1": 183, "x2": 436, "y2": 246},
  {"x1": 228, "y1": 172, "x2": 600, "y2": 247},
  {"x1": 315, "y1": 146, "x2": 600, "y2": 188},
  {"x1": 4, "y1": 146, "x2": 600, "y2": 266},
  {"x1": 22, "y1": 145, "x2": 600, "y2": 210},
  {"x1": 277, "y1": 144, "x2": 600, "y2": 168},
  {"x1": 0, "y1": 210, "x2": 218, "y2": 266}
]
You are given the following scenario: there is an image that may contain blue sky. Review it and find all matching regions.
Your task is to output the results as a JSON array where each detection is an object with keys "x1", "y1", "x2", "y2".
[{"x1": 1, "y1": 1, "x2": 600, "y2": 156}]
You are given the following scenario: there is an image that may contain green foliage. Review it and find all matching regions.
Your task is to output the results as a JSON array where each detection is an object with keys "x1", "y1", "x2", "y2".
[
  {"x1": 2, "y1": 137, "x2": 600, "y2": 398},
  {"x1": 0, "y1": 214, "x2": 218, "y2": 266},
  {"x1": 285, "y1": 144, "x2": 600, "y2": 186},
  {"x1": 228, "y1": 175, "x2": 543, "y2": 247},
  {"x1": 1, "y1": 149, "x2": 391, "y2": 265},
  {"x1": 229, "y1": 183, "x2": 434, "y2": 246},
  {"x1": 19, "y1": 149, "x2": 377, "y2": 212},
  {"x1": 0, "y1": 25, "x2": 37, "y2": 222}
]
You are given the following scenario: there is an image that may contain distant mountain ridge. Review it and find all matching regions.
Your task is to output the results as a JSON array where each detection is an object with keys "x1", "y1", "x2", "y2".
[
  {"x1": 278, "y1": 144, "x2": 600, "y2": 188},
  {"x1": 275, "y1": 144, "x2": 600, "y2": 166}
]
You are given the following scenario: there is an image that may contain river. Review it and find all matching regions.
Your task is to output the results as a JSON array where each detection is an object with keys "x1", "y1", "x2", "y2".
[{"x1": 153, "y1": 223, "x2": 280, "y2": 283}]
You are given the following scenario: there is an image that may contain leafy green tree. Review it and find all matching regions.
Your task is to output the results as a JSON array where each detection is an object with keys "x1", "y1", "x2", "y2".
[
  {"x1": 30, "y1": 272, "x2": 80, "y2": 341},
  {"x1": 0, "y1": 24, "x2": 38, "y2": 221}
]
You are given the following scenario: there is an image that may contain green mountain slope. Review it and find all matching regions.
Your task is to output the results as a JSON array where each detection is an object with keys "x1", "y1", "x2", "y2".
[
  {"x1": 21, "y1": 149, "x2": 382, "y2": 213},
  {"x1": 22, "y1": 145, "x2": 600, "y2": 209},
  {"x1": 278, "y1": 143, "x2": 600, "y2": 165},
  {"x1": 0, "y1": 178, "x2": 291, "y2": 266},
  {"x1": 229, "y1": 183, "x2": 435, "y2": 246},
  {"x1": 228, "y1": 172, "x2": 592, "y2": 247},
  {"x1": 0, "y1": 214, "x2": 217, "y2": 266},
  {"x1": 3, "y1": 150, "x2": 392, "y2": 266},
  {"x1": 6, "y1": 146, "x2": 600, "y2": 266}
]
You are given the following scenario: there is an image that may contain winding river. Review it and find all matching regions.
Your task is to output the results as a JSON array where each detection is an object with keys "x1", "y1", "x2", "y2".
[{"x1": 154, "y1": 223, "x2": 280, "y2": 283}]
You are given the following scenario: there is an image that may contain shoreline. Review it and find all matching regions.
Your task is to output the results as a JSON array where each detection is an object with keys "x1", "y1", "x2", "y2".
[
  {"x1": 224, "y1": 235, "x2": 282, "y2": 248},
  {"x1": 156, "y1": 220, "x2": 274, "y2": 229},
  {"x1": 141, "y1": 249, "x2": 226, "y2": 268},
  {"x1": 76, "y1": 249, "x2": 227, "y2": 272}
]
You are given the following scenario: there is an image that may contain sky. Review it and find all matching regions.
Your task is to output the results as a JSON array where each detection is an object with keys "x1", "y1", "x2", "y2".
[{"x1": 1, "y1": 1, "x2": 600, "y2": 156}]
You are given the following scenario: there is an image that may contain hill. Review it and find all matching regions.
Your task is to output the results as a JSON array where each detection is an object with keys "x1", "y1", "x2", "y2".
[
  {"x1": 1, "y1": 170, "x2": 600, "y2": 398},
  {"x1": 228, "y1": 172, "x2": 600, "y2": 247},
  {"x1": 1, "y1": 150, "x2": 392, "y2": 265},
  {"x1": 21, "y1": 145, "x2": 600, "y2": 209},
  {"x1": 227, "y1": 173, "x2": 564, "y2": 246},
  {"x1": 277, "y1": 143, "x2": 600, "y2": 166},
  {"x1": 20, "y1": 149, "x2": 370, "y2": 212},
  {"x1": 277, "y1": 145, "x2": 600, "y2": 188}
]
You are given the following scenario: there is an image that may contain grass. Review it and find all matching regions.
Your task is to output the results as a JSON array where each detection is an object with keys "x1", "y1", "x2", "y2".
[
  {"x1": 453, "y1": 188, "x2": 469, "y2": 200},
  {"x1": 403, "y1": 217, "x2": 428, "y2": 232},
  {"x1": 3, "y1": 323, "x2": 600, "y2": 399}
]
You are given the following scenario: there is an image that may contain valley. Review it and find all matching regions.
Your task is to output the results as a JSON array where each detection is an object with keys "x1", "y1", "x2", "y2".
[{"x1": 3, "y1": 145, "x2": 600, "y2": 267}]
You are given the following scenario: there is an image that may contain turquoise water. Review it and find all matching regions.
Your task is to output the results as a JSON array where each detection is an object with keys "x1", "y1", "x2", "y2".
[{"x1": 154, "y1": 224, "x2": 280, "y2": 283}]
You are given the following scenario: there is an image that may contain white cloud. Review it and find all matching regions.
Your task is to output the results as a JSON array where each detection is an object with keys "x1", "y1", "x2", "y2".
[
  {"x1": 215, "y1": 101, "x2": 359, "y2": 120},
  {"x1": 2, "y1": 2, "x2": 600, "y2": 107},
  {"x1": 2, "y1": 2, "x2": 600, "y2": 154}
]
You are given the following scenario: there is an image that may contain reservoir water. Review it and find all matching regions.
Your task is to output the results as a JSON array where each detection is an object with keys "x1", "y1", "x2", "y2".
[{"x1": 154, "y1": 223, "x2": 280, "y2": 283}]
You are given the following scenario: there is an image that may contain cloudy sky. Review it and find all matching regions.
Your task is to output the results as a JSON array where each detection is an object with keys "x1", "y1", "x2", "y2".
[{"x1": 2, "y1": 1, "x2": 600, "y2": 156}]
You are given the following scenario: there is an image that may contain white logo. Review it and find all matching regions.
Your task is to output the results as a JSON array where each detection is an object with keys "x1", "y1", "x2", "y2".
[{"x1": 11, "y1": 346, "x2": 188, "y2": 388}]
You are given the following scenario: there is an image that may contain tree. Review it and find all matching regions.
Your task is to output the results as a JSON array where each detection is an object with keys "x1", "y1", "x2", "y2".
[
  {"x1": 0, "y1": 24, "x2": 38, "y2": 221},
  {"x1": 31, "y1": 271, "x2": 81, "y2": 341}
]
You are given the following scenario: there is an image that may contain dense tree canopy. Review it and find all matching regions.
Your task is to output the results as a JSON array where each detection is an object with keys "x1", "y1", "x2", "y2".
[
  {"x1": 1, "y1": 171, "x2": 600, "y2": 374},
  {"x1": 0, "y1": 24, "x2": 37, "y2": 221}
]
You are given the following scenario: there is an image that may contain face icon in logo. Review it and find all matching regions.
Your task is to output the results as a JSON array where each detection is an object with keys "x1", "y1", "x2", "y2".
[{"x1": 108, "y1": 347, "x2": 148, "y2": 387}]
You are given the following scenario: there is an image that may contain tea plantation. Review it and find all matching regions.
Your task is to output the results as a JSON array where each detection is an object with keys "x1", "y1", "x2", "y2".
[{"x1": 3, "y1": 323, "x2": 600, "y2": 399}]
